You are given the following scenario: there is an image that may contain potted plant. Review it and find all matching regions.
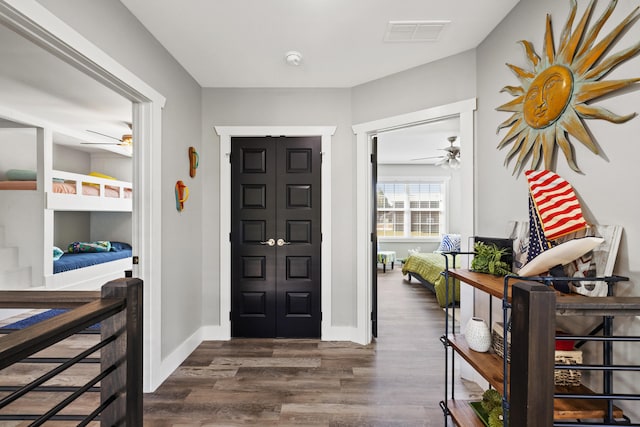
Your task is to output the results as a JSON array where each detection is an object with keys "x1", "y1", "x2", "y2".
[{"x1": 471, "y1": 242, "x2": 511, "y2": 276}]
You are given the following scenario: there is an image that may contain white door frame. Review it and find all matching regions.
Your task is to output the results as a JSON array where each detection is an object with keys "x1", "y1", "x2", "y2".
[
  {"x1": 352, "y1": 98, "x2": 477, "y2": 345},
  {"x1": 215, "y1": 126, "x2": 335, "y2": 340},
  {"x1": 0, "y1": 0, "x2": 167, "y2": 392}
]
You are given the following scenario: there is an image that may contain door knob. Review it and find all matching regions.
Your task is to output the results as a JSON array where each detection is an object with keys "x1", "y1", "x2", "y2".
[
  {"x1": 260, "y1": 238, "x2": 275, "y2": 247},
  {"x1": 277, "y1": 238, "x2": 291, "y2": 247}
]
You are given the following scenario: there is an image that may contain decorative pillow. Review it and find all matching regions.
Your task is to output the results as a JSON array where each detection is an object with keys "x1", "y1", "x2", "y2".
[
  {"x1": 508, "y1": 221, "x2": 530, "y2": 273},
  {"x1": 6, "y1": 169, "x2": 37, "y2": 181},
  {"x1": 53, "y1": 246, "x2": 64, "y2": 261},
  {"x1": 89, "y1": 171, "x2": 117, "y2": 180},
  {"x1": 68, "y1": 241, "x2": 112, "y2": 253},
  {"x1": 87, "y1": 172, "x2": 117, "y2": 188},
  {"x1": 517, "y1": 237, "x2": 604, "y2": 277},
  {"x1": 437, "y1": 234, "x2": 461, "y2": 252},
  {"x1": 110, "y1": 241, "x2": 132, "y2": 252}
]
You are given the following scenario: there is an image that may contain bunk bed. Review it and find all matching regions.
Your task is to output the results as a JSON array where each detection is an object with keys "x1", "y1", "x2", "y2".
[{"x1": 0, "y1": 127, "x2": 133, "y2": 291}]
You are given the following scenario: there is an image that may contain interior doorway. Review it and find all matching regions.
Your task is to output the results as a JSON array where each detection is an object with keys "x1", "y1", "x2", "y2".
[
  {"x1": 353, "y1": 98, "x2": 477, "y2": 344},
  {"x1": 0, "y1": 0, "x2": 166, "y2": 391},
  {"x1": 373, "y1": 116, "x2": 462, "y2": 336}
]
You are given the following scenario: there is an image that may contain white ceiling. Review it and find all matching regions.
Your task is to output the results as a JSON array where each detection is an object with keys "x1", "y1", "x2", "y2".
[
  {"x1": 377, "y1": 116, "x2": 460, "y2": 164},
  {"x1": 0, "y1": 1, "x2": 519, "y2": 154},
  {"x1": 119, "y1": 0, "x2": 520, "y2": 88}
]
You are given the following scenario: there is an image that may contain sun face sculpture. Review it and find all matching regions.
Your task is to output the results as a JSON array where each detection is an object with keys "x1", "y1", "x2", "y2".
[{"x1": 497, "y1": 0, "x2": 640, "y2": 174}]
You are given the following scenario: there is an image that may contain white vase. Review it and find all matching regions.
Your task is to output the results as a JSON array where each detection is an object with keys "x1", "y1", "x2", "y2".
[{"x1": 465, "y1": 317, "x2": 492, "y2": 352}]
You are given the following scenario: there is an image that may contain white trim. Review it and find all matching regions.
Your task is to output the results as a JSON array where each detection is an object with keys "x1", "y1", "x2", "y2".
[
  {"x1": 0, "y1": 0, "x2": 167, "y2": 392},
  {"x1": 352, "y1": 98, "x2": 477, "y2": 345},
  {"x1": 214, "y1": 126, "x2": 335, "y2": 340},
  {"x1": 156, "y1": 327, "x2": 204, "y2": 387}
]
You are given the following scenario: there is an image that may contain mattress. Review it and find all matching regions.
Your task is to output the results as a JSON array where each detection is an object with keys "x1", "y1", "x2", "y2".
[
  {"x1": 0, "y1": 181, "x2": 131, "y2": 198},
  {"x1": 54, "y1": 249, "x2": 132, "y2": 274}
]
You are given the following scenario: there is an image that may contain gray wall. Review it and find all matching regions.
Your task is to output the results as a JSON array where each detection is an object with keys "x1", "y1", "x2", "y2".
[
  {"x1": 351, "y1": 50, "x2": 477, "y2": 124},
  {"x1": 37, "y1": 0, "x2": 204, "y2": 358},
  {"x1": 477, "y1": 0, "x2": 640, "y2": 418},
  {"x1": 201, "y1": 88, "x2": 356, "y2": 326}
]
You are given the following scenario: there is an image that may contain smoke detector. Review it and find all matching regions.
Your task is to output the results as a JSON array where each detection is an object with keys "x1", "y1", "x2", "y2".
[{"x1": 285, "y1": 51, "x2": 303, "y2": 66}]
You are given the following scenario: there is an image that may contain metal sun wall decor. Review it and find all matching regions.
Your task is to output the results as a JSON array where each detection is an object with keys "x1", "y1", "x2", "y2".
[{"x1": 496, "y1": 0, "x2": 640, "y2": 175}]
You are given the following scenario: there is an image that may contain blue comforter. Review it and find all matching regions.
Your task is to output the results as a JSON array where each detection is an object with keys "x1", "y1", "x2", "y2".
[{"x1": 54, "y1": 249, "x2": 132, "y2": 273}]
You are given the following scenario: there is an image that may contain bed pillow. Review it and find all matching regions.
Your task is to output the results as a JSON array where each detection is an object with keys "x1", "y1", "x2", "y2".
[
  {"x1": 6, "y1": 169, "x2": 37, "y2": 181},
  {"x1": 53, "y1": 246, "x2": 64, "y2": 261},
  {"x1": 110, "y1": 241, "x2": 132, "y2": 252},
  {"x1": 517, "y1": 237, "x2": 604, "y2": 276},
  {"x1": 437, "y1": 234, "x2": 461, "y2": 252},
  {"x1": 68, "y1": 241, "x2": 112, "y2": 253},
  {"x1": 86, "y1": 171, "x2": 117, "y2": 189}
]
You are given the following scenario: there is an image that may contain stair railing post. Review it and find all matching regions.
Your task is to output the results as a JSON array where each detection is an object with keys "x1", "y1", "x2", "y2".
[
  {"x1": 509, "y1": 281, "x2": 556, "y2": 426},
  {"x1": 100, "y1": 277, "x2": 143, "y2": 426}
]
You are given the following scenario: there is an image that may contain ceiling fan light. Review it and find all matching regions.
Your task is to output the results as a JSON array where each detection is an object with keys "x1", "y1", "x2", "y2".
[{"x1": 121, "y1": 134, "x2": 133, "y2": 145}]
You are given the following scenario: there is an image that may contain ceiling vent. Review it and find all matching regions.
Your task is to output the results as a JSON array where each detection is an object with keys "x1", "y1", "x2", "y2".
[{"x1": 384, "y1": 20, "x2": 450, "y2": 42}]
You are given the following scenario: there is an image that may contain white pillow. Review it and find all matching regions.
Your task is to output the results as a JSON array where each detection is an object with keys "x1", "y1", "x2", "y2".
[
  {"x1": 437, "y1": 234, "x2": 461, "y2": 252},
  {"x1": 518, "y1": 237, "x2": 604, "y2": 277}
]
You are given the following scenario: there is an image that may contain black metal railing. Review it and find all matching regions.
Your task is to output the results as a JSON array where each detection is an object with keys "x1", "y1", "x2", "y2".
[
  {"x1": 506, "y1": 277, "x2": 640, "y2": 426},
  {"x1": 0, "y1": 277, "x2": 142, "y2": 426}
]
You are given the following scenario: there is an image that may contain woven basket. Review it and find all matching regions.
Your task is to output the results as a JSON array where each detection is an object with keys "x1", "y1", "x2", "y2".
[{"x1": 491, "y1": 322, "x2": 582, "y2": 386}]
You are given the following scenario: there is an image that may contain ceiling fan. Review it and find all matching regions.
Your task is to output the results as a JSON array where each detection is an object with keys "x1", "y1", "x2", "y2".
[
  {"x1": 411, "y1": 135, "x2": 460, "y2": 169},
  {"x1": 81, "y1": 123, "x2": 133, "y2": 147}
]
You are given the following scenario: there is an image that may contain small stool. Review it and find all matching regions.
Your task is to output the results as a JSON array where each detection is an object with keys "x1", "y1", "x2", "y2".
[{"x1": 377, "y1": 250, "x2": 396, "y2": 273}]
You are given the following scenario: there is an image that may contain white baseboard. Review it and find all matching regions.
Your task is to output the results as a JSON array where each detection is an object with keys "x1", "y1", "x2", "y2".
[
  {"x1": 202, "y1": 325, "x2": 231, "y2": 341},
  {"x1": 322, "y1": 326, "x2": 363, "y2": 344},
  {"x1": 147, "y1": 327, "x2": 204, "y2": 393}
]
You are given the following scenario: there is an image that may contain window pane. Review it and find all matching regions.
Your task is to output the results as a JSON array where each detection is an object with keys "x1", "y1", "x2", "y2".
[
  {"x1": 409, "y1": 183, "x2": 442, "y2": 210},
  {"x1": 411, "y1": 211, "x2": 441, "y2": 237},
  {"x1": 376, "y1": 181, "x2": 446, "y2": 239},
  {"x1": 377, "y1": 183, "x2": 405, "y2": 209},
  {"x1": 377, "y1": 210, "x2": 404, "y2": 237}
]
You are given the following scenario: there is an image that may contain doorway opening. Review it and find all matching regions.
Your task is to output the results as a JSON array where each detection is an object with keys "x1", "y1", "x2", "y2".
[
  {"x1": 373, "y1": 116, "x2": 462, "y2": 336},
  {"x1": 0, "y1": 0, "x2": 166, "y2": 391},
  {"x1": 353, "y1": 98, "x2": 476, "y2": 344}
]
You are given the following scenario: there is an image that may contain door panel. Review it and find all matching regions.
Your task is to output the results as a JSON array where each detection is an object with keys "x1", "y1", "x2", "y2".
[{"x1": 231, "y1": 136, "x2": 321, "y2": 338}]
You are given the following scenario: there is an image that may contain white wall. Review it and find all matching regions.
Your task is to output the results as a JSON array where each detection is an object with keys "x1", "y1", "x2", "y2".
[
  {"x1": 476, "y1": 0, "x2": 640, "y2": 419},
  {"x1": 0, "y1": 128, "x2": 37, "y2": 177},
  {"x1": 52, "y1": 145, "x2": 90, "y2": 173},
  {"x1": 37, "y1": 0, "x2": 204, "y2": 359}
]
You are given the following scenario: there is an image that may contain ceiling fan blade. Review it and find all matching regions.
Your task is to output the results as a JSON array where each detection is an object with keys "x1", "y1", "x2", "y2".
[
  {"x1": 410, "y1": 155, "x2": 442, "y2": 161},
  {"x1": 80, "y1": 142, "x2": 121, "y2": 145},
  {"x1": 86, "y1": 129, "x2": 122, "y2": 141}
]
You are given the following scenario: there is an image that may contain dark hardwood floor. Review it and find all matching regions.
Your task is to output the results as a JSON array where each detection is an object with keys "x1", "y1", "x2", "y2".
[{"x1": 143, "y1": 267, "x2": 481, "y2": 426}]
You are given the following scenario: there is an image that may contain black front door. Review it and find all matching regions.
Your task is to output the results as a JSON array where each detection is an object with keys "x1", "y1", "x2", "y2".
[{"x1": 231, "y1": 136, "x2": 321, "y2": 338}]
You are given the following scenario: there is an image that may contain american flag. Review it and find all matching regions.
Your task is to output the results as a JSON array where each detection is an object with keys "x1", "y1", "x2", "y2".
[
  {"x1": 527, "y1": 194, "x2": 549, "y2": 263},
  {"x1": 525, "y1": 170, "x2": 587, "y2": 241}
]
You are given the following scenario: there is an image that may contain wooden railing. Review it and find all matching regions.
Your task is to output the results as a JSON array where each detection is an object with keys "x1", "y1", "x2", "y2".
[
  {"x1": 508, "y1": 280, "x2": 640, "y2": 426},
  {"x1": 0, "y1": 277, "x2": 142, "y2": 426}
]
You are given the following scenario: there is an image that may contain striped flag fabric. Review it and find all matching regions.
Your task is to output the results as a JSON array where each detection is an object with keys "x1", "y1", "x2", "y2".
[
  {"x1": 527, "y1": 194, "x2": 550, "y2": 262},
  {"x1": 525, "y1": 170, "x2": 588, "y2": 241}
]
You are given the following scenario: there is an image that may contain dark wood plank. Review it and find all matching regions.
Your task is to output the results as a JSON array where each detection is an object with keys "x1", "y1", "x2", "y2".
[
  {"x1": 448, "y1": 400, "x2": 485, "y2": 427},
  {"x1": 0, "y1": 298, "x2": 124, "y2": 369},
  {"x1": 0, "y1": 291, "x2": 101, "y2": 308}
]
